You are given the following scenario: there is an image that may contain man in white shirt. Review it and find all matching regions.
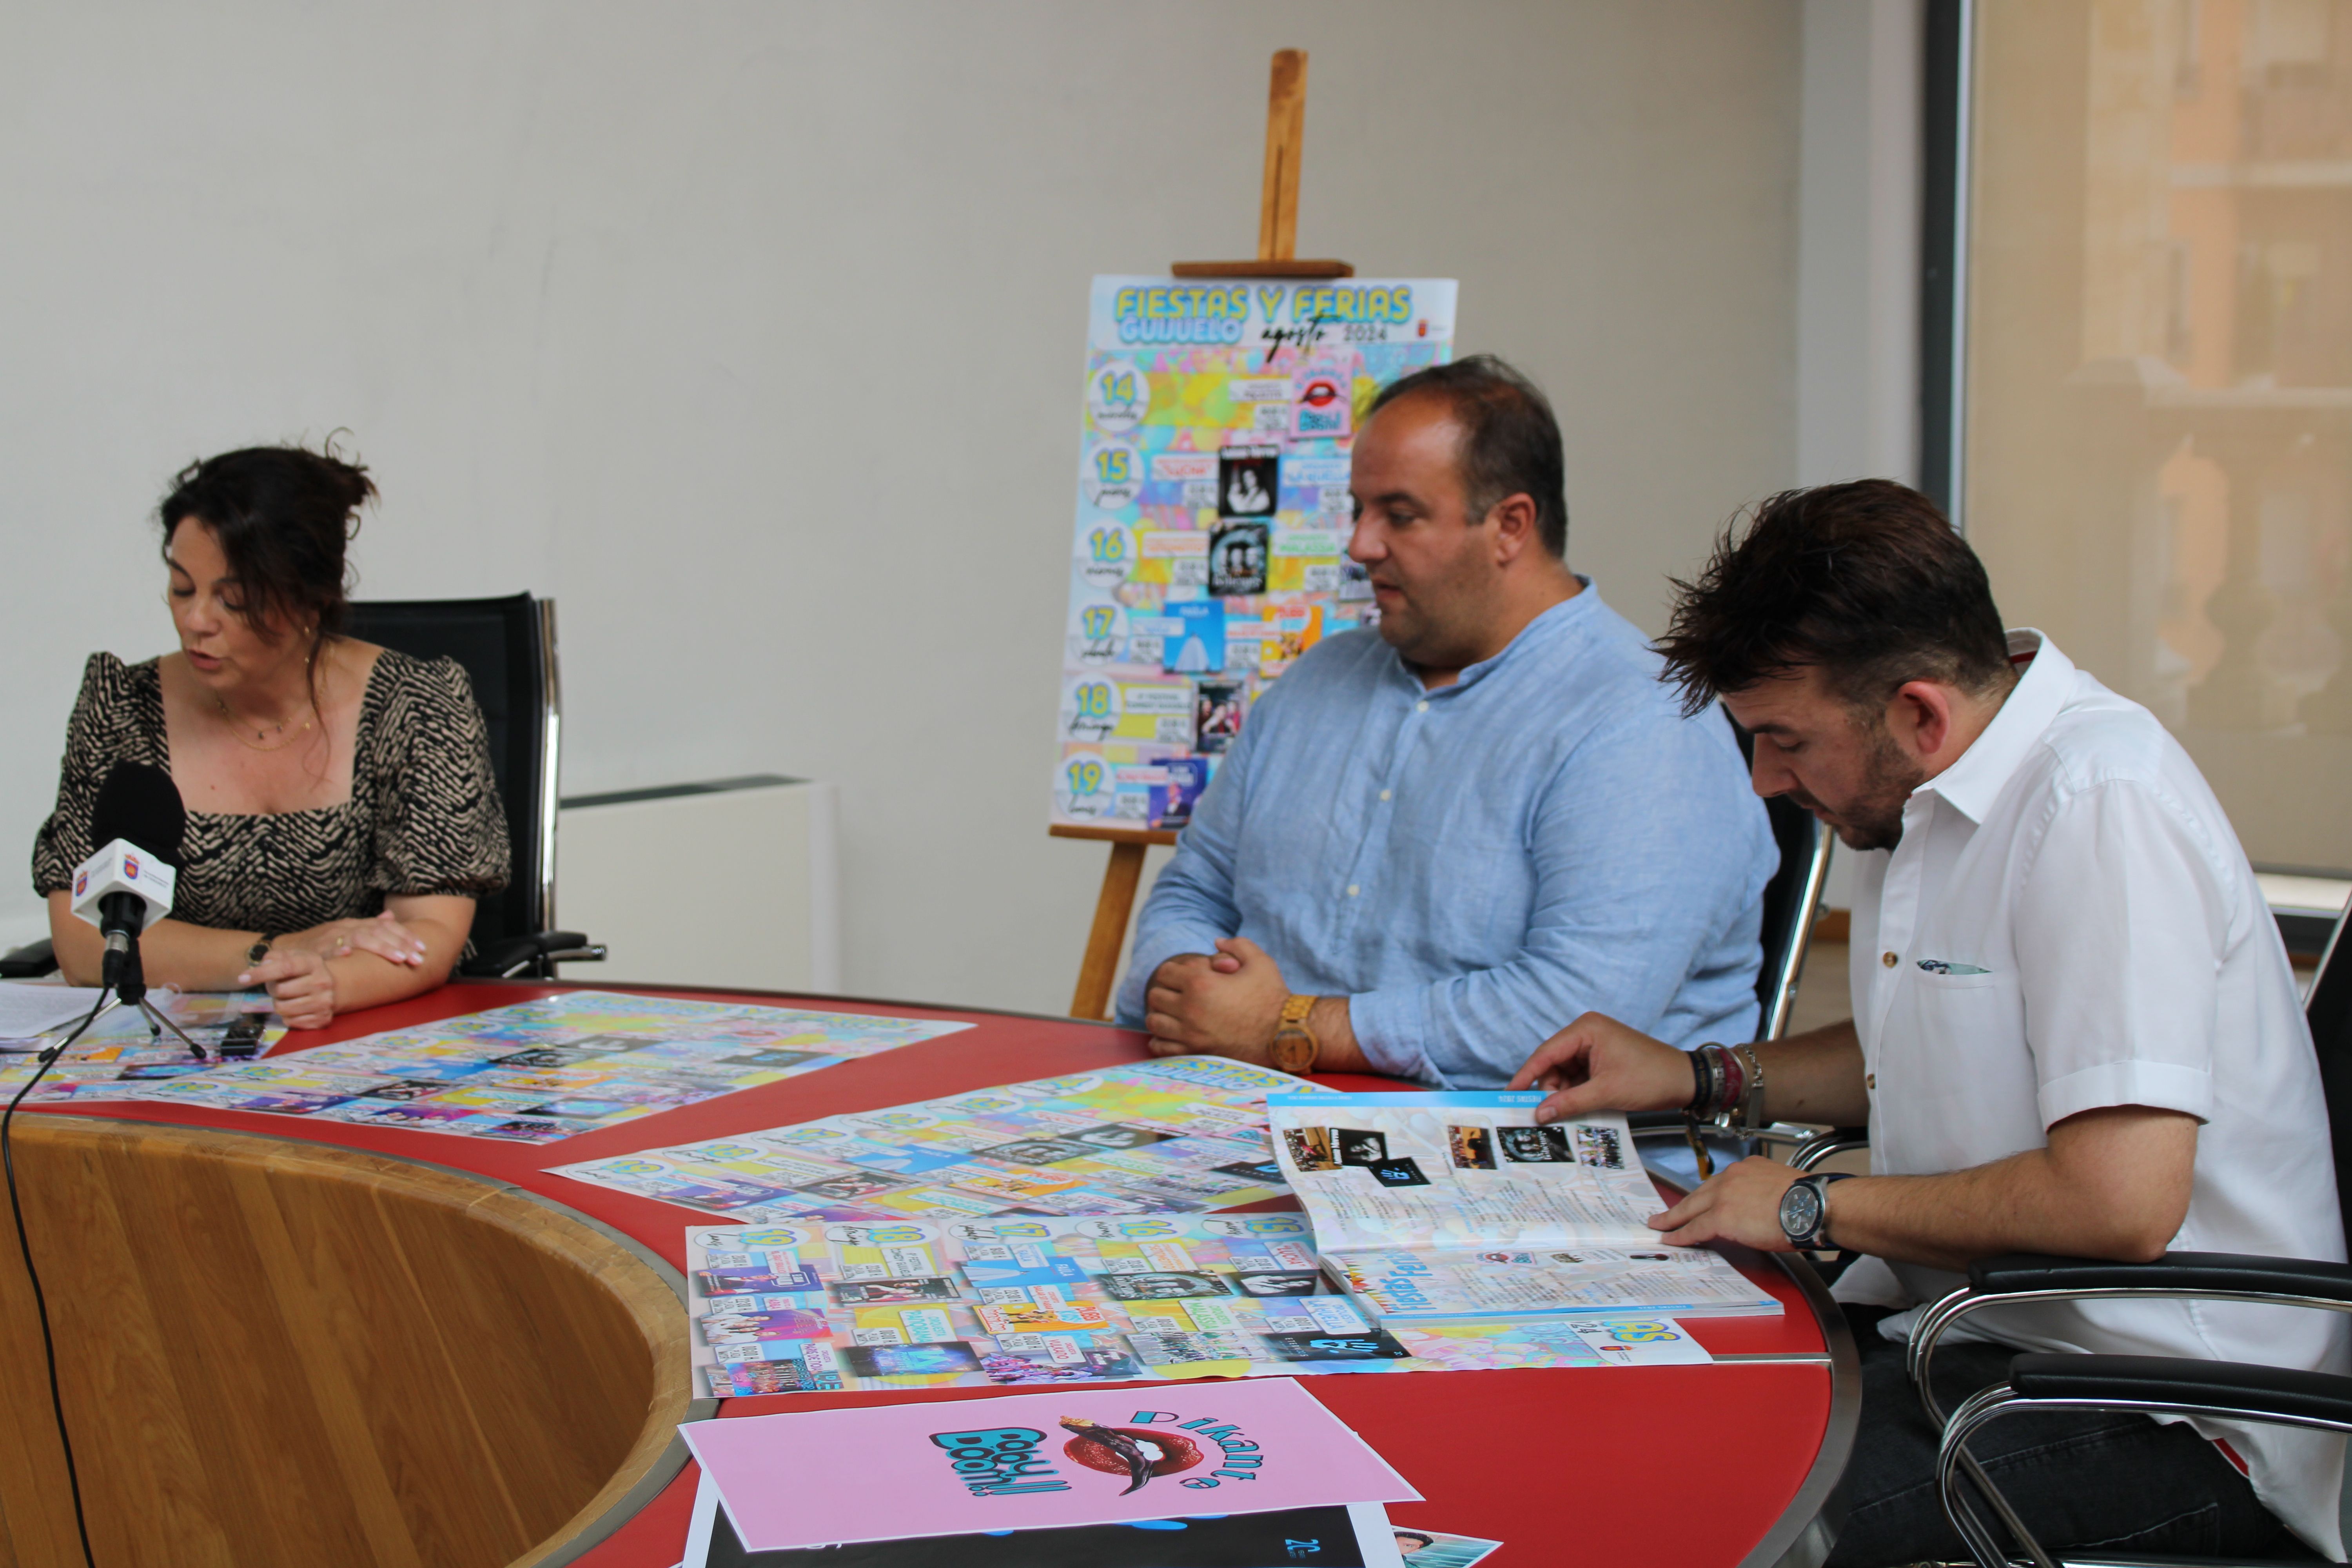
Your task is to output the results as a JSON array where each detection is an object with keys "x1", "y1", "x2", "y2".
[{"x1": 1512, "y1": 480, "x2": 2347, "y2": 1564}]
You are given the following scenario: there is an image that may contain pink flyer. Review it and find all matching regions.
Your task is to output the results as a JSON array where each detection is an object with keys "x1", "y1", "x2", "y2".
[{"x1": 678, "y1": 1376, "x2": 1421, "y2": 1552}]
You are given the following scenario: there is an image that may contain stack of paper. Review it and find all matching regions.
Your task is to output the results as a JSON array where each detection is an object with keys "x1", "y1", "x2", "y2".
[{"x1": 0, "y1": 984, "x2": 111, "y2": 1051}]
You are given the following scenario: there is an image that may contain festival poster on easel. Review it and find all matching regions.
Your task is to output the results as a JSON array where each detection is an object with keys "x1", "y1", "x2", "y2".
[{"x1": 1053, "y1": 277, "x2": 1456, "y2": 827}]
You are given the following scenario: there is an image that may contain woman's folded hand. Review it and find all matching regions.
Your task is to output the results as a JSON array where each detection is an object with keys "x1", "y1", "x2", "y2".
[{"x1": 285, "y1": 911, "x2": 429, "y2": 967}]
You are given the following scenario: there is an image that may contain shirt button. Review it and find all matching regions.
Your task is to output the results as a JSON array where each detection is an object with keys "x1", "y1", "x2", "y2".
[
  {"x1": 1346, "y1": 885, "x2": 1360, "y2": 897},
  {"x1": 1866, "y1": 1073, "x2": 1877, "y2": 1091},
  {"x1": 1379, "y1": 789, "x2": 1392, "y2": 802},
  {"x1": 1416, "y1": 701, "x2": 1428, "y2": 713},
  {"x1": 1882, "y1": 951, "x2": 1898, "y2": 968}
]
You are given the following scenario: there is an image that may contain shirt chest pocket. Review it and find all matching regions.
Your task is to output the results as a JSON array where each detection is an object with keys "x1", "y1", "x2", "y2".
[
  {"x1": 1893, "y1": 965, "x2": 2026, "y2": 1063},
  {"x1": 1914, "y1": 967, "x2": 2002, "y2": 992}
]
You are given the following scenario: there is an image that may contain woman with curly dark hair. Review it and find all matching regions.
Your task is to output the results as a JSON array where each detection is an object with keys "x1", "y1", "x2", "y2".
[{"x1": 33, "y1": 443, "x2": 508, "y2": 1027}]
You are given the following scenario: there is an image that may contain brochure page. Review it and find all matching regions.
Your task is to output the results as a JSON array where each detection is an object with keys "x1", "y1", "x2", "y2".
[
  {"x1": 1268, "y1": 1092, "x2": 1659, "y2": 1250},
  {"x1": 1328, "y1": 1245, "x2": 1779, "y2": 1321}
]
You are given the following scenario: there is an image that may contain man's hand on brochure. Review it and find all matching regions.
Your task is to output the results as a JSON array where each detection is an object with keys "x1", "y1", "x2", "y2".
[
  {"x1": 1509, "y1": 1012, "x2": 1695, "y2": 1124},
  {"x1": 1143, "y1": 942, "x2": 1288, "y2": 1063},
  {"x1": 1648, "y1": 1157, "x2": 1808, "y2": 1252}
]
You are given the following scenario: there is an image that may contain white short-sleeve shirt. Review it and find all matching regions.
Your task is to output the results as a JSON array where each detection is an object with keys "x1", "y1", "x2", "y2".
[{"x1": 1831, "y1": 632, "x2": 2348, "y2": 1556}]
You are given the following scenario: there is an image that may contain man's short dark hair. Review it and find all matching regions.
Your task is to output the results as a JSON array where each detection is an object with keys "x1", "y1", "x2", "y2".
[
  {"x1": 1368, "y1": 354, "x2": 1569, "y2": 556},
  {"x1": 1656, "y1": 479, "x2": 2013, "y2": 716}
]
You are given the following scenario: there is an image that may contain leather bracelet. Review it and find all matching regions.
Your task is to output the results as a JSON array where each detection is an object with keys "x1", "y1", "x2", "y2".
[{"x1": 1686, "y1": 1046, "x2": 1720, "y2": 1116}]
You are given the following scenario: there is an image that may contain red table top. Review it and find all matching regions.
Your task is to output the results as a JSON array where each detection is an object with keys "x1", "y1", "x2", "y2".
[{"x1": 34, "y1": 980, "x2": 1850, "y2": 1567}]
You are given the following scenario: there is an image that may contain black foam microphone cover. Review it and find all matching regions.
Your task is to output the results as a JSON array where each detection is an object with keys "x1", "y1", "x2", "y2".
[{"x1": 89, "y1": 762, "x2": 187, "y2": 868}]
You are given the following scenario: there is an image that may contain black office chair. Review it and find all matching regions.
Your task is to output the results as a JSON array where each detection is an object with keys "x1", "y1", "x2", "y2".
[
  {"x1": 345, "y1": 593, "x2": 604, "y2": 979},
  {"x1": 0, "y1": 595, "x2": 606, "y2": 982},
  {"x1": 1913, "y1": 909, "x2": 2352, "y2": 1567}
]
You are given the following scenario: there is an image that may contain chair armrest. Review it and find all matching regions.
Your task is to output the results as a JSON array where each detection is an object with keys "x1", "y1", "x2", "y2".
[
  {"x1": 0, "y1": 939, "x2": 57, "y2": 980},
  {"x1": 2007, "y1": 1352, "x2": 2352, "y2": 1430},
  {"x1": 461, "y1": 931, "x2": 603, "y2": 980},
  {"x1": 1969, "y1": 1250, "x2": 2352, "y2": 1306}
]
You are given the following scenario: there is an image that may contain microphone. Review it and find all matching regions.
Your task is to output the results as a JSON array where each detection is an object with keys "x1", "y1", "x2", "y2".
[{"x1": 68, "y1": 763, "x2": 187, "y2": 995}]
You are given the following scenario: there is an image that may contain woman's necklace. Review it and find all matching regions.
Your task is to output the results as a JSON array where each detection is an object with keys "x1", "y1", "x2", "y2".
[{"x1": 214, "y1": 691, "x2": 316, "y2": 753}]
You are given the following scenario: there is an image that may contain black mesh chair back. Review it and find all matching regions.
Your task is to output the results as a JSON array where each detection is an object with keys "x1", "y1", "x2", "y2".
[
  {"x1": 2308, "y1": 911, "x2": 2352, "y2": 1225},
  {"x1": 1757, "y1": 795, "x2": 1828, "y2": 1033},
  {"x1": 1728, "y1": 713, "x2": 1833, "y2": 1040},
  {"x1": 345, "y1": 593, "x2": 556, "y2": 955}
]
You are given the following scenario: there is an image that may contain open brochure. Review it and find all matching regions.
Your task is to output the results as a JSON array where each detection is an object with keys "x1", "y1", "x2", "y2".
[{"x1": 1267, "y1": 1092, "x2": 1779, "y2": 1326}]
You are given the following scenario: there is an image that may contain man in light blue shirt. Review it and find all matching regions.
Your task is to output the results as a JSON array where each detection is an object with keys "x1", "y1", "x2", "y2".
[{"x1": 1118, "y1": 356, "x2": 1774, "y2": 1086}]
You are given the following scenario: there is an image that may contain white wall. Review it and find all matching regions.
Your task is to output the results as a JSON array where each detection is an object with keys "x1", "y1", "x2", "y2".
[
  {"x1": 1797, "y1": 0, "x2": 1925, "y2": 913},
  {"x1": 0, "y1": 2, "x2": 1803, "y2": 1014}
]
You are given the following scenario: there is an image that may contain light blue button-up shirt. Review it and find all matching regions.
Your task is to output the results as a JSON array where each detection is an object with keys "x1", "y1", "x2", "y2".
[{"x1": 1115, "y1": 584, "x2": 1776, "y2": 1086}]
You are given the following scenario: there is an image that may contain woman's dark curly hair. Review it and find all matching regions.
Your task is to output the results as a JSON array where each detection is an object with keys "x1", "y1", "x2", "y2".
[{"x1": 159, "y1": 439, "x2": 374, "y2": 674}]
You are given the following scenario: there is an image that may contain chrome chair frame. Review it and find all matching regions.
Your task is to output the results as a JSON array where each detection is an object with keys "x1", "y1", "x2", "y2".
[
  {"x1": 1909, "y1": 907, "x2": 2352, "y2": 1566},
  {"x1": 1938, "y1": 1382, "x2": 2352, "y2": 1568},
  {"x1": 1908, "y1": 1277, "x2": 2352, "y2": 1568}
]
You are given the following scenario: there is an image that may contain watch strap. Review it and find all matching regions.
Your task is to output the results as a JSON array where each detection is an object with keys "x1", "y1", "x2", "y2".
[{"x1": 246, "y1": 933, "x2": 278, "y2": 966}]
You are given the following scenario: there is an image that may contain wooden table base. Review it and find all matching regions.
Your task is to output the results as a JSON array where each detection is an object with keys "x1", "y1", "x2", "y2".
[{"x1": 0, "y1": 1118, "x2": 692, "y2": 1568}]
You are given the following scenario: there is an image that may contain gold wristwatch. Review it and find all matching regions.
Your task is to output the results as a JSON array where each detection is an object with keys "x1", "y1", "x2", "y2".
[{"x1": 1270, "y1": 994, "x2": 1320, "y2": 1074}]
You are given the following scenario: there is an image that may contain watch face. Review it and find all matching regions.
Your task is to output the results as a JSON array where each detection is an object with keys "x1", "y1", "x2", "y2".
[
  {"x1": 1270, "y1": 1029, "x2": 1314, "y2": 1074},
  {"x1": 1779, "y1": 1183, "x2": 1821, "y2": 1240}
]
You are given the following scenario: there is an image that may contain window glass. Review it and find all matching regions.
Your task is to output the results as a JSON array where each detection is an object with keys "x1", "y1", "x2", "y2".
[{"x1": 1967, "y1": 0, "x2": 2352, "y2": 871}]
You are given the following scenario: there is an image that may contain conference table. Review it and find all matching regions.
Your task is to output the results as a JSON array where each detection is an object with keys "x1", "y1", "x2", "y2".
[{"x1": 0, "y1": 980, "x2": 1856, "y2": 1568}]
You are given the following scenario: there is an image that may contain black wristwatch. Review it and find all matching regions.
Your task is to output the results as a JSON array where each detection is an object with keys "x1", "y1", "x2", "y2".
[
  {"x1": 246, "y1": 933, "x2": 277, "y2": 966},
  {"x1": 1778, "y1": 1172, "x2": 1855, "y2": 1251}
]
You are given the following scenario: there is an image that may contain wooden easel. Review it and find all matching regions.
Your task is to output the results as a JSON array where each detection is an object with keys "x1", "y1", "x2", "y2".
[{"x1": 1057, "y1": 48, "x2": 1356, "y2": 1020}]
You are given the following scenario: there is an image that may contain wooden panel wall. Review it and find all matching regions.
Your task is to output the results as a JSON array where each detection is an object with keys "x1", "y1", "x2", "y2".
[{"x1": 0, "y1": 1118, "x2": 690, "y2": 1568}]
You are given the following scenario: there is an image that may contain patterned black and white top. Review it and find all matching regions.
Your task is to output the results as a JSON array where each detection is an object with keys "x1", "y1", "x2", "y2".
[{"x1": 33, "y1": 649, "x2": 511, "y2": 935}]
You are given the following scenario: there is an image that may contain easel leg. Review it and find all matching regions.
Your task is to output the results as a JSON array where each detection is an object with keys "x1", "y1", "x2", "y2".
[{"x1": 1071, "y1": 841, "x2": 1149, "y2": 1021}]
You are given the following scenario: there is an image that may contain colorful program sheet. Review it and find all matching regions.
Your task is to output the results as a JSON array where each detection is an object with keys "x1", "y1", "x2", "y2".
[
  {"x1": 550, "y1": 1056, "x2": 1322, "y2": 1223},
  {"x1": 1053, "y1": 276, "x2": 1457, "y2": 829},
  {"x1": 679, "y1": 1377, "x2": 1420, "y2": 1552},
  {"x1": 679, "y1": 1212, "x2": 1680, "y2": 1399},
  {"x1": 1268, "y1": 1093, "x2": 1661, "y2": 1250},
  {"x1": 0, "y1": 990, "x2": 287, "y2": 1102},
  {"x1": 44, "y1": 991, "x2": 967, "y2": 1143}
]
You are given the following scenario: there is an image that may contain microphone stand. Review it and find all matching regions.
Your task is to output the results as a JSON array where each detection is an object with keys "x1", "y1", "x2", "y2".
[{"x1": 112, "y1": 944, "x2": 208, "y2": 1061}]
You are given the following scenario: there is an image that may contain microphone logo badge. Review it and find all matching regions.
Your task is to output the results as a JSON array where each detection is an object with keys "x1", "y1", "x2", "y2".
[
  {"x1": 74, "y1": 870, "x2": 88, "y2": 898},
  {"x1": 124, "y1": 854, "x2": 140, "y2": 880}
]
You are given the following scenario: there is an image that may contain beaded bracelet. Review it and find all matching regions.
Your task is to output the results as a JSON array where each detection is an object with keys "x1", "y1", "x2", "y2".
[{"x1": 1686, "y1": 1042, "x2": 1764, "y2": 1124}]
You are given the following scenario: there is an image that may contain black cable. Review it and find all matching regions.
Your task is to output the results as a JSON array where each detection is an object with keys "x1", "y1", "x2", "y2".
[{"x1": 3, "y1": 988, "x2": 113, "y2": 1568}]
